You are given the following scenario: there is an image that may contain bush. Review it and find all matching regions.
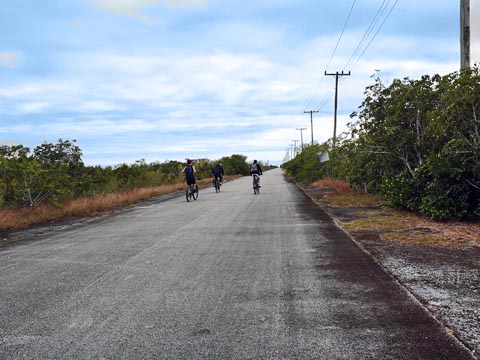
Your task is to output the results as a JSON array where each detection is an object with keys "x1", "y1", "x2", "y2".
[{"x1": 381, "y1": 172, "x2": 420, "y2": 211}]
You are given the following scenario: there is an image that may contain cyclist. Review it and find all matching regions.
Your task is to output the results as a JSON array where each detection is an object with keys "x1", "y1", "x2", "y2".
[
  {"x1": 250, "y1": 160, "x2": 263, "y2": 188},
  {"x1": 182, "y1": 159, "x2": 198, "y2": 192},
  {"x1": 212, "y1": 163, "x2": 224, "y2": 187}
]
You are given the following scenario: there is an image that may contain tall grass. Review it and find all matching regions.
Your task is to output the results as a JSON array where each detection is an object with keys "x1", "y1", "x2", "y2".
[
  {"x1": 310, "y1": 178, "x2": 352, "y2": 194},
  {"x1": 0, "y1": 175, "x2": 240, "y2": 234},
  {"x1": 309, "y1": 178, "x2": 382, "y2": 207},
  {"x1": 0, "y1": 183, "x2": 186, "y2": 234}
]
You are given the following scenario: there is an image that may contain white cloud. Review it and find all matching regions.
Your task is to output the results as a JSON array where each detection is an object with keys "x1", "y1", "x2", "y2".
[
  {"x1": 17, "y1": 102, "x2": 52, "y2": 113},
  {"x1": 0, "y1": 85, "x2": 41, "y2": 97},
  {"x1": 72, "y1": 101, "x2": 125, "y2": 113},
  {"x1": 90, "y1": 0, "x2": 207, "y2": 24},
  {"x1": 2, "y1": 0, "x2": 468, "y2": 166},
  {"x1": 91, "y1": 0, "x2": 161, "y2": 23},
  {"x1": 0, "y1": 52, "x2": 17, "y2": 67},
  {"x1": 167, "y1": 0, "x2": 208, "y2": 6}
]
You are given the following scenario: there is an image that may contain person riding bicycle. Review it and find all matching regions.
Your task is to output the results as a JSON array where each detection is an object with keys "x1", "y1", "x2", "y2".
[
  {"x1": 212, "y1": 163, "x2": 224, "y2": 187},
  {"x1": 182, "y1": 159, "x2": 198, "y2": 192},
  {"x1": 250, "y1": 160, "x2": 263, "y2": 188}
]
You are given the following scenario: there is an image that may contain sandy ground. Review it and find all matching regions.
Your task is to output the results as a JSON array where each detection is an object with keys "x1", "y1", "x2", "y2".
[{"x1": 304, "y1": 187, "x2": 480, "y2": 358}]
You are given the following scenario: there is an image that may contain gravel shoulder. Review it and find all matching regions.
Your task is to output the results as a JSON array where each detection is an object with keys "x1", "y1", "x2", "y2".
[{"x1": 303, "y1": 186, "x2": 480, "y2": 359}]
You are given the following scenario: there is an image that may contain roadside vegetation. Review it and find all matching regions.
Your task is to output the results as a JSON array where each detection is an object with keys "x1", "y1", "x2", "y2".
[
  {"x1": 283, "y1": 65, "x2": 480, "y2": 222},
  {"x1": 0, "y1": 141, "x2": 274, "y2": 233},
  {"x1": 305, "y1": 178, "x2": 480, "y2": 248}
]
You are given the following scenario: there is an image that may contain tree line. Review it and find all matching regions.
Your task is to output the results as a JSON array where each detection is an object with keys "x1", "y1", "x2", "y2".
[
  {"x1": 283, "y1": 65, "x2": 480, "y2": 221},
  {"x1": 0, "y1": 140, "x2": 269, "y2": 209}
]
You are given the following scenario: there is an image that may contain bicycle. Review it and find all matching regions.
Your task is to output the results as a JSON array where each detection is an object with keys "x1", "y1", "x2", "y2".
[
  {"x1": 186, "y1": 184, "x2": 198, "y2": 202},
  {"x1": 213, "y1": 176, "x2": 221, "y2": 193},
  {"x1": 252, "y1": 174, "x2": 260, "y2": 195}
]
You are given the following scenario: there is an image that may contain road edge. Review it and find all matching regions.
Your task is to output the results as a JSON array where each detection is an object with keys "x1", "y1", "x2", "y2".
[{"x1": 296, "y1": 181, "x2": 478, "y2": 359}]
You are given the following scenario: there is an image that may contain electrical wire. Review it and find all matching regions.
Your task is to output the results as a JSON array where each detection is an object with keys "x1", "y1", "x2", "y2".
[
  {"x1": 313, "y1": 0, "x2": 399, "y2": 110},
  {"x1": 303, "y1": 0, "x2": 357, "y2": 112},
  {"x1": 326, "y1": 0, "x2": 357, "y2": 73},
  {"x1": 296, "y1": 0, "x2": 399, "y2": 145},
  {"x1": 342, "y1": 0, "x2": 391, "y2": 72},
  {"x1": 348, "y1": 0, "x2": 399, "y2": 71}
]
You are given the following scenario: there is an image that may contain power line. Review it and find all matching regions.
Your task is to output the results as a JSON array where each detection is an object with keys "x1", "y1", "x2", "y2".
[
  {"x1": 334, "y1": 2, "x2": 397, "y2": 94},
  {"x1": 343, "y1": 0, "x2": 398, "y2": 70},
  {"x1": 309, "y1": 0, "x2": 385, "y2": 109},
  {"x1": 325, "y1": 0, "x2": 357, "y2": 72},
  {"x1": 342, "y1": 0, "x2": 390, "y2": 72},
  {"x1": 316, "y1": 1, "x2": 398, "y2": 126},
  {"x1": 314, "y1": 87, "x2": 334, "y2": 111},
  {"x1": 295, "y1": 0, "x2": 398, "y2": 149},
  {"x1": 350, "y1": 0, "x2": 399, "y2": 71},
  {"x1": 303, "y1": 0, "x2": 358, "y2": 111}
]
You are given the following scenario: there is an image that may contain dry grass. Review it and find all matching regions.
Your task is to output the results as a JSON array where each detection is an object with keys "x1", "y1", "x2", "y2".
[
  {"x1": 0, "y1": 182, "x2": 187, "y2": 234},
  {"x1": 340, "y1": 209, "x2": 473, "y2": 247},
  {"x1": 310, "y1": 178, "x2": 382, "y2": 207},
  {"x1": 310, "y1": 178, "x2": 352, "y2": 194},
  {"x1": 383, "y1": 231, "x2": 459, "y2": 247},
  {"x1": 341, "y1": 209, "x2": 411, "y2": 232},
  {"x1": 307, "y1": 179, "x2": 480, "y2": 248},
  {"x1": 0, "y1": 175, "x2": 242, "y2": 235},
  {"x1": 327, "y1": 192, "x2": 383, "y2": 207}
]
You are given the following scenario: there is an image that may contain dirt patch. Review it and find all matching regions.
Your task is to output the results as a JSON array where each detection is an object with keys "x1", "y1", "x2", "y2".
[{"x1": 304, "y1": 184, "x2": 480, "y2": 358}]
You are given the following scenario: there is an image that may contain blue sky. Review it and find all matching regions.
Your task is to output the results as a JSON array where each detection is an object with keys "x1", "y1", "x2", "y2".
[{"x1": 1, "y1": 0, "x2": 479, "y2": 166}]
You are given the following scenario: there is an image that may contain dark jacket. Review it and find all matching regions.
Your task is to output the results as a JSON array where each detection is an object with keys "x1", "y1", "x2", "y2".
[{"x1": 212, "y1": 165, "x2": 224, "y2": 177}]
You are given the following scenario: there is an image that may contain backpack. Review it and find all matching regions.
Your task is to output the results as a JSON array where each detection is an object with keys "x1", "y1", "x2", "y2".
[
  {"x1": 185, "y1": 165, "x2": 193, "y2": 177},
  {"x1": 250, "y1": 163, "x2": 258, "y2": 172}
]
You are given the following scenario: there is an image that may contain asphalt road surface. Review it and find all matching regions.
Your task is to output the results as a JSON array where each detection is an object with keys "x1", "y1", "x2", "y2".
[{"x1": 0, "y1": 169, "x2": 474, "y2": 359}]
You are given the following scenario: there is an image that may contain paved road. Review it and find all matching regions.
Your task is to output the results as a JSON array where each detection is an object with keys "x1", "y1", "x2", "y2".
[{"x1": 0, "y1": 169, "x2": 473, "y2": 359}]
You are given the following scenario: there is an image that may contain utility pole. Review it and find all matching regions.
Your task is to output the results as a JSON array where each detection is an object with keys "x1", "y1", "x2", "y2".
[
  {"x1": 289, "y1": 144, "x2": 295, "y2": 160},
  {"x1": 296, "y1": 127, "x2": 306, "y2": 151},
  {"x1": 325, "y1": 70, "x2": 351, "y2": 144},
  {"x1": 461, "y1": 0, "x2": 470, "y2": 69},
  {"x1": 304, "y1": 110, "x2": 319, "y2": 145},
  {"x1": 292, "y1": 140, "x2": 299, "y2": 158}
]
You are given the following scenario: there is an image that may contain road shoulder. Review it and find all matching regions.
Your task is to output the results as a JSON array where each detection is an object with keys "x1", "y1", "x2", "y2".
[{"x1": 301, "y1": 184, "x2": 480, "y2": 359}]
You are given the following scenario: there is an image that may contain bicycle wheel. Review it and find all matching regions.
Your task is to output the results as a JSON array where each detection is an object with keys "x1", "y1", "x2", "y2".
[
  {"x1": 186, "y1": 186, "x2": 192, "y2": 202},
  {"x1": 215, "y1": 179, "x2": 220, "y2": 193},
  {"x1": 254, "y1": 186, "x2": 259, "y2": 195},
  {"x1": 192, "y1": 186, "x2": 198, "y2": 200}
]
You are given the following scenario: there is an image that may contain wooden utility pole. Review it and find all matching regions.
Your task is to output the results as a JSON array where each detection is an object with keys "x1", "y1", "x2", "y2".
[
  {"x1": 292, "y1": 140, "x2": 299, "y2": 158},
  {"x1": 296, "y1": 127, "x2": 307, "y2": 151},
  {"x1": 461, "y1": 0, "x2": 470, "y2": 69},
  {"x1": 325, "y1": 70, "x2": 351, "y2": 144},
  {"x1": 304, "y1": 110, "x2": 319, "y2": 145}
]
